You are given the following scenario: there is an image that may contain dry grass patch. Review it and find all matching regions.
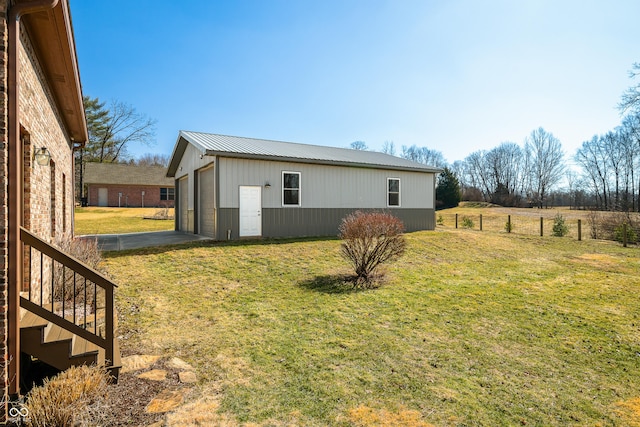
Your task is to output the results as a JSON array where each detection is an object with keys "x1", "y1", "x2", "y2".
[
  {"x1": 74, "y1": 207, "x2": 174, "y2": 235},
  {"x1": 25, "y1": 365, "x2": 110, "y2": 427},
  {"x1": 616, "y1": 397, "x2": 640, "y2": 427},
  {"x1": 346, "y1": 405, "x2": 435, "y2": 427}
]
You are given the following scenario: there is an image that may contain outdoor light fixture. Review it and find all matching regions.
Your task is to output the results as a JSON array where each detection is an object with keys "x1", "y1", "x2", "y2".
[
  {"x1": 264, "y1": 182, "x2": 271, "y2": 188},
  {"x1": 34, "y1": 147, "x2": 51, "y2": 166}
]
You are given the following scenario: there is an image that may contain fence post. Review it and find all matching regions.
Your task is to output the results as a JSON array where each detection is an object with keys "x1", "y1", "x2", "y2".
[
  {"x1": 624, "y1": 223, "x2": 628, "y2": 247},
  {"x1": 578, "y1": 219, "x2": 582, "y2": 241},
  {"x1": 480, "y1": 214, "x2": 483, "y2": 231},
  {"x1": 507, "y1": 215, "x2": 511, "y2": 233},
  {"x1": 540, "y1": 217, "x2": 544, "y2": 237},
  {"x1": 455, "y1": 213, "x2": 458, "y2": 229}
]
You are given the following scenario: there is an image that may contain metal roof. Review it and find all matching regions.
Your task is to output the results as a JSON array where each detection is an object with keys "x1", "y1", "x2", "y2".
[
  {"x1": 84, "y1": 163, "x2": 174, "y2": 186},
  {"x1": 167, "y1": 131, "x2": 442, "y2": 177}
]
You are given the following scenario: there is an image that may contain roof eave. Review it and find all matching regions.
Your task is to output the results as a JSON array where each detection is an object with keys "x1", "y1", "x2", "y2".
[{"x1": 22, "y1": 0, "x2": 88, "y2": 145}]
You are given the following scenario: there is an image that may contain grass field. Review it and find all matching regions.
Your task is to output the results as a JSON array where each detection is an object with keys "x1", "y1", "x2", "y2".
[
  {"x1": 74, "y1": 207, "x2": 174, "y2": 235},
  {"x1": 101, "y1": 212, "x2": 640, "y2": 426}
]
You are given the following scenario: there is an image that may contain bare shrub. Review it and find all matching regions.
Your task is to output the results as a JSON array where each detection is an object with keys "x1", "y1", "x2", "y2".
[
  {"x1": 53, "y1": 238, "x2": 103, "y2": 309},
  {"x1": 25, "y1": 365, "x2": 110, "y2": 427},
  {"x1": 587, "y1": 210, "x2": 640, "y2": 243},
  {"x1": 586, "y1": 210, "x2": 601, "y2": 239},
  {"x1": 339, "y1": 211, "x2": 406, "y2": 288}
]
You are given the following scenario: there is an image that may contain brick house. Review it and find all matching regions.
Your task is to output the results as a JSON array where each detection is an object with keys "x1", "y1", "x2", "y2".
[
  {"x1": 0, "y1": 0, "x2": 119, "y2": 419},
  {"x1": 84, "y1": 162, "x2": 175, "y2": 208}
]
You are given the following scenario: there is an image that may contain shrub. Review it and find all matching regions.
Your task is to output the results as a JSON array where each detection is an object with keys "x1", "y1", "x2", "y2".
[
  {"x1": 588, "y1": 210, "x2": 640, "y2": 243},
  {"x1": 25, "y1": 365, "x2": 110, "y2": 427},
  {"x1": 461, "y1": 216, "x2": 474, "y2": 229},
  {"x1": 614, "y1": 222, "x2": 637, "y2": 244},
  {"x1": 552, "y1": 213, "x2": 569, "y2": 237},
  {"x1": 504, "y1": 220, "x2": 514, "y2": 233},
  {"x1": 436, "y1": 214, "x2": 444, "y2": 226},
  {"x1": 339, "y1": 211, "x2": 406, "y2": 288},
  {"x1": 53, "y1": 238, "x2": 103, "y2": 308}
]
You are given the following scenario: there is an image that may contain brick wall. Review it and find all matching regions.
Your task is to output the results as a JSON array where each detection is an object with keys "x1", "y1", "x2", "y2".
[
  {"x1": 0, "y1": 2, "x2": 78, "y2": 415},
  {"x1": 17, "y1": 23, "x2": 75, "y2": 311},
  {"x1": 19, "y1": 24, "x2": 74, "y2": 244},
  {"x1": 87, "y1": 184, "x2": 175, "y2": 208}
]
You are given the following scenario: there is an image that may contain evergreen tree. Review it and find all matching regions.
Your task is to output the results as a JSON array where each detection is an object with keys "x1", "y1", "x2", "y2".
[{"x1": 436, "y1": 167, "x2": 461, "y2": 209}]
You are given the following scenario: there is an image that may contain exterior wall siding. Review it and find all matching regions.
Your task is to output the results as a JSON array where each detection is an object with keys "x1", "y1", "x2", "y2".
[
  {"x1": 86, "y1": 184, "x2": 175, "y2": 208},
  {"x1": 218, "y1": 157, "x2": 435, "y2": 210},
  {"x1": 218, "y1": 207, "x2": 435, "y2": 240}
]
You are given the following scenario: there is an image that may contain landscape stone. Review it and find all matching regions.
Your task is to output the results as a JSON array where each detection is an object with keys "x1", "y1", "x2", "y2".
[
  {"x1": 120, "y1": 355, "x2": 161, "y2": 373},
  {"x1": 166, "y1": 357, "x2": 194, "y2": 371},
  {"x1": 137, "y1": 369, "x2": 168, "y2": 381},
  {"x1": 146, "y1": 388, "x2": 189, "y2": 413},
  {"x1": 178, "y1": 371, "x2": 197, "y2": 384}
]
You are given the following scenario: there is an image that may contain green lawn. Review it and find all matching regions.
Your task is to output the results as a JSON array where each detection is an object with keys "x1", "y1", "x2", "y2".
[
  {"x1": 74, "y1": 207, "x2": 174, "y2": 235},
  {"x1": 102, "y1": 226, "x2": 640, "y2": 426}
]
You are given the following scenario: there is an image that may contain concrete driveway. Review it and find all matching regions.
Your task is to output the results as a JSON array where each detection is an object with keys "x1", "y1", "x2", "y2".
[{"x1": 78, "y1": 230, "x2": 212, "y2": 251}]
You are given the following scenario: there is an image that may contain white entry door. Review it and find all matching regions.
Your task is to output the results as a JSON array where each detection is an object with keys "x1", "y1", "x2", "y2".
[
  {"x1": 98, "y1": 188, "x2": 108, "y2": 206},
  {"x1": 239, "y1": 186, "x2": 262, "y2": 237}
]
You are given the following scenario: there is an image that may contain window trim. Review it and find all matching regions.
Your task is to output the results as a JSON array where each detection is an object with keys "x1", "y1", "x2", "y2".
[
  {"x1": 282, "y1": 171, "x2": 301, "y2": 207},
  {"x1": 387, "y1": 177, "x2": 401, "y2": 207}
]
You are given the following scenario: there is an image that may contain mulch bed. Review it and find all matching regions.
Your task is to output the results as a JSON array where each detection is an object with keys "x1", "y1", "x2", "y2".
[{"x1": 103, "y1": 358, "x2": 184, "y2": 426}]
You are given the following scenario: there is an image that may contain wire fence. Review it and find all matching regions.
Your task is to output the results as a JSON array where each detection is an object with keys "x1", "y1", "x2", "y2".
[{"x1": 437, "y1": 212, "x2": 591, "y2": 241}]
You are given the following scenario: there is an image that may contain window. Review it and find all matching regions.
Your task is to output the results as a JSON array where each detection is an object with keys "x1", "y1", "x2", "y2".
[
  {"x1": 388, "y1": 178, "x2": 400, "y2": 207},
  {"x1": 160, "y1": 187, "x2": 175, "y2": 201},
  {"x1": 282, "y1": 171, "x2": 301, "y2": 206}
]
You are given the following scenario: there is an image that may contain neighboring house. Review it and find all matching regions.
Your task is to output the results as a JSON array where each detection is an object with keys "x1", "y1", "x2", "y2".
[
  {"x1": 0, "y1": 0, "x2": 119, "y2": 417},
  {"x1": 84, "y1": 163, "x2": 175, "y2": 208},
  {"x1": 167, "y1": 131, "x2": 442, "y2": 240}
]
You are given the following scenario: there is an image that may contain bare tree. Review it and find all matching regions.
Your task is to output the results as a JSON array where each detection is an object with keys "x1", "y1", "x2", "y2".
[
  {"x1": 400, "y1": 145, "x2": 447, "y2": 168},
  {"x1": 576, "y1": 135, "x2": 611, "y2": 210},
  {"x1": 135, "y1": 153, "x2": 170, "y2": 167},
  {"x1": 619, "y1": 63, "x2": 640, "y2": 114},
  {"x1": 350, "y1": 140, "x2": 368, "y2": 150},
  {"x1": 525, "y1": 127, "x2": 565, "y2": 208},
  {"x1": 381, "y1": 140, "x2": 396, "y2": 156},
  {"x1": 82, "y1": 96, "x2": 157, "y2": 163}
]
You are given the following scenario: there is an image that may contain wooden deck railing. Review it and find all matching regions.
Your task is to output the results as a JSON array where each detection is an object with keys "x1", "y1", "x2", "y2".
[{"x1": 19, "y1": 227, "x2": 117, "y2": 366}]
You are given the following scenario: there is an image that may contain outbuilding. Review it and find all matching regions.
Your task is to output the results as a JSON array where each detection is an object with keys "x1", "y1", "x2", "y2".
[
  {"x1": 83, "y1": 163, "x2": 175, "y2": 208},
  {"x1": 167, "y1": 131, "x2": 441, "y2": 240}
]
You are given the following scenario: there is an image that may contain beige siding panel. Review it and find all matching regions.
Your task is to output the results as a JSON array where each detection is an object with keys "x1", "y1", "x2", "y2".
[
  {"x1": 218, "y1": 158, "x2": 435, "y2": 209},
  {"x1": 198, "y1": 166, "x2": 215, "y2": 237}
]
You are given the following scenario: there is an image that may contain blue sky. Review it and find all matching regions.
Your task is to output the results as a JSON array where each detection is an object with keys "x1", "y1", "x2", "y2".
[{"x1": 70, "y1": 0, "x2": 640, "y2": 164}]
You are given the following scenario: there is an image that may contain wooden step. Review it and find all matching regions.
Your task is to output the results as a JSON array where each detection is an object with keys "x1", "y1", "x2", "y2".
[
  {"x1": 20, "y1": 309, "x2": 120, "y2": 375},
  {"x1": 21, "y1": 326, "x2": 98, "y2": 371}
]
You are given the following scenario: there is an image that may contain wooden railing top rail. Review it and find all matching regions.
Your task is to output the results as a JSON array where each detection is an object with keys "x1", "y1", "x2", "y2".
[{"x1": 20, "y1": 227, "x2": 117, "y2": 291}]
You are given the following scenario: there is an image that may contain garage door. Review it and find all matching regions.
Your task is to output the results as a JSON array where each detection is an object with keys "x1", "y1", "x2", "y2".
[
  {"x1": 198, "y1": 166, "x2": 215, "y2": 238},
  {"x1": 179, "y1": 177, "x2": 188, "y2": 232}
]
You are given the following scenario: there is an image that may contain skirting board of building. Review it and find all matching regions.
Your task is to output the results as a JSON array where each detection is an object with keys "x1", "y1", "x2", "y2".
[{"x1": 213, "y1": 208, "x2": 436, "y2": 240}]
